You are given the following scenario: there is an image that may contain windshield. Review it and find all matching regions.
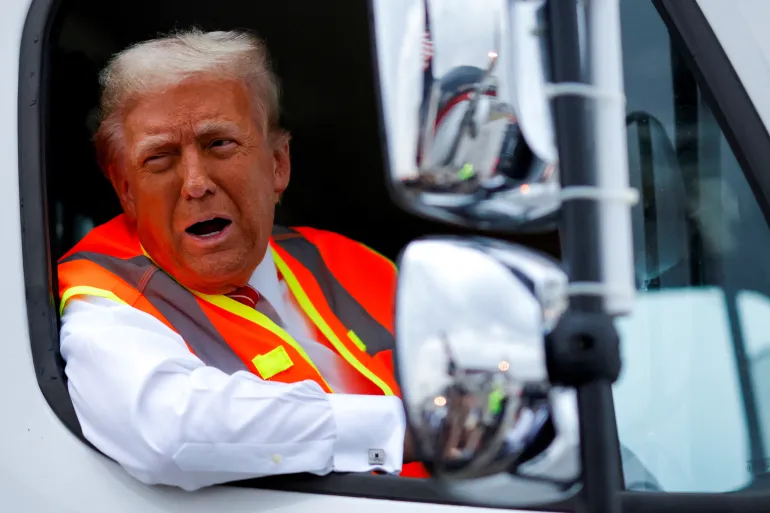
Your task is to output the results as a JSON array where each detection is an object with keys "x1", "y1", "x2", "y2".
[{"x1": 612, "y1": 0, "x2": 770, "y2": 493}]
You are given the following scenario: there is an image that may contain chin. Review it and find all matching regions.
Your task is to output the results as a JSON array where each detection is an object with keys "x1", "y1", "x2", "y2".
[{"x1": 185, "y1": 250, "x2": 256, "y2": 291}]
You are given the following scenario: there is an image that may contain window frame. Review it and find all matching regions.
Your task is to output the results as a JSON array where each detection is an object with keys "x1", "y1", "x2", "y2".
[
  {"x1": 16, "y1": 0, "x2": 770, "y2": 510},
  {"x1": 652, "y1": 0, "x2": 770, "y2": 492}
]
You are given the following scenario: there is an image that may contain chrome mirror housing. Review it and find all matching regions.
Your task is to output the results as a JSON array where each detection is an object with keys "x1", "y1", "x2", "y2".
[
  {"x1": 394, "y1": 237, "x2": 580, "y2": 488},
  {"x1": 372, "y1": 0, "x2": 561, "y2": 232}
]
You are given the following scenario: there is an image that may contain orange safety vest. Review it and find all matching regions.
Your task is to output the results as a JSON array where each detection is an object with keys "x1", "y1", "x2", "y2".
[{"x1": 58, "y1": 214, "x2": 429, "y2": 478}]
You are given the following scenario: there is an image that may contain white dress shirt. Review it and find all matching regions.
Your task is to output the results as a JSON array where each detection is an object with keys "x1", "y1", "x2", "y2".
[{"x1": 59, "y1": 244, "x2": 406, "y2": 491}]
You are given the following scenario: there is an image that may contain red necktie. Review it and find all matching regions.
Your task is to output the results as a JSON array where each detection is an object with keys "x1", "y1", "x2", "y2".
[{"x1": 226, "y1": 285, "x2": 260, "y2": 309}]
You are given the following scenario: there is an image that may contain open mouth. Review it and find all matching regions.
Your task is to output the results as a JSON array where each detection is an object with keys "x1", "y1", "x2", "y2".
[{"x1": 185, "y1": 217, "x2": 232, "y2": 238}]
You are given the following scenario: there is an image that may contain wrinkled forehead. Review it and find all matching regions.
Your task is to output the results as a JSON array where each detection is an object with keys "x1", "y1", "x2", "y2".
[
  {"x1": 121, "y1": 79, "x2": 260, "y2": 152},
  {"x1": 131, "y1": 120, "x2": 247, "y2": 159}
]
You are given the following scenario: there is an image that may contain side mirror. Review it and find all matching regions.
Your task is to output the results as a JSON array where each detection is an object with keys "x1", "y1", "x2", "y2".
[
  {"x1": 395, "y1": 237, "x2": 581, "y2": 500},
  {"x1": 372, "y1": 0, "x2": 560, "y2": 232}
]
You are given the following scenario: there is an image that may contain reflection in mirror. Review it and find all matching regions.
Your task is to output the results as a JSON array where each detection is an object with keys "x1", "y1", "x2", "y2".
[
  {"x1": 373, "y1": 0, "x2": 560, "y2": 232},
  {"x1": 395, "y1": 237, "x2": 581, "y2": 500},
  {"x1": 507, "y1": 0, "x2": 557, "y2": 165}
]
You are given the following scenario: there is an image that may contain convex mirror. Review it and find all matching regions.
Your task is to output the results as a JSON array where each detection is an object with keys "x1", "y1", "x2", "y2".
[
  {"x1": 394, "y1": 236, "x2": 581, "y2": 499},
  {"x1": 373, "y1": 0, "x2": 560, "y2": 232}
]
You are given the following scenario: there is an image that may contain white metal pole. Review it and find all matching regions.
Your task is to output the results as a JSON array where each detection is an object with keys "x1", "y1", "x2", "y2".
[{"x1": 587, "y1": 0, "x2": 636, "y2": 316}]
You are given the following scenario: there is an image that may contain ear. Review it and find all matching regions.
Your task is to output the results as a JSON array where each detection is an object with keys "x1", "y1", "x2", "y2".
[
  {"x1": 109, "y1": 164, "x2": 138, "y2": 222},
  {"x1": 272, "y1": 133, "x2": 291, "y2": 201}
]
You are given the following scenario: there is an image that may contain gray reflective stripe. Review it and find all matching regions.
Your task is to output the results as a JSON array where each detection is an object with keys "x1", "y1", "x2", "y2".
[
  {"x1": 271, "y1": 226, "x2": 395, "y2": 356},
  {"x1": 60, "y1": 252, "x2": 249, "y2": 374}
]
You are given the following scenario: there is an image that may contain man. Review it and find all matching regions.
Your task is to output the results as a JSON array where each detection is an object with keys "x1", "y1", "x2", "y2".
[{"x1": 57, "y1": 28, "x2": 427, "y2": 491}]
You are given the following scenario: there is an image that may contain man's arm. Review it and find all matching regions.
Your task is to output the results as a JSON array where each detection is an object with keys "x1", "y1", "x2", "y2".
[{"x1": 60, "y1": 295, "x2": 407, "y2": 491}]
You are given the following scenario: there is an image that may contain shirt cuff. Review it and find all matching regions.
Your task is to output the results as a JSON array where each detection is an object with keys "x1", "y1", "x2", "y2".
[{"x1": 328, "y1": 394, "x2": 406, "y2": 475}]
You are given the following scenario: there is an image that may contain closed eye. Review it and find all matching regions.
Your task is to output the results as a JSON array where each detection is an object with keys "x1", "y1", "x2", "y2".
[
  {"x1": 142, "y1": 152, "x2": 174, "y2": 172},
  {"x1": 144, "y1": 153, "x2": 170, "y2": 165}
]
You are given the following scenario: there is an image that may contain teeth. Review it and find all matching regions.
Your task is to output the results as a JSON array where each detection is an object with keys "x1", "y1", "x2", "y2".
[{"x1": 198, "y1": 230, "x2": 222, "y2": 238}]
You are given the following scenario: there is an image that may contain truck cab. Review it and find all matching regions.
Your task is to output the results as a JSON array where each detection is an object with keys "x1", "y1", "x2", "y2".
[{"x1": 5, "y1": 0, "x2": 770, "y2": 511}]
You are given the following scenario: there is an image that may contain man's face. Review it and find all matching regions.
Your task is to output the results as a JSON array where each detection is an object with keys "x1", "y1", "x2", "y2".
[{"x1": 115, "y1": 76, "x2": 290, "y2": 294}]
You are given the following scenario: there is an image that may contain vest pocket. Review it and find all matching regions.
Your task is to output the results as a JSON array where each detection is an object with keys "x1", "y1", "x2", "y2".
[{"x1": 252, "y1": 346, "x2": 294, "y2": 380}]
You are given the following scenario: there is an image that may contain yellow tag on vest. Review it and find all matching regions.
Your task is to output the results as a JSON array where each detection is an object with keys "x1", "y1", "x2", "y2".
[{"x1": 252, "y1": 346, "x2": 294, "y2": 380}]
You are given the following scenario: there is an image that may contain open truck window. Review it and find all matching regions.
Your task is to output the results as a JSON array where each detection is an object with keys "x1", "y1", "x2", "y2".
[
  {"x1": 20, "y1": 0, "x2": 569, "y2": 510},
  {"x1": 17, "y1": 0, "x2": 770, "y2": 511}
]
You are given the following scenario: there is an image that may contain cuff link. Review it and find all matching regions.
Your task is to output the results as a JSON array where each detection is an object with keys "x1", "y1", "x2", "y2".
[{"x1": 368, "y1": 448, "x2": 385, "y2": 465}]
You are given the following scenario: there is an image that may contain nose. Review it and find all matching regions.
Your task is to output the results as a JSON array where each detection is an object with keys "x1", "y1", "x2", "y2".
[{"x1": 180, "y1": 148, "x2": 216, "y2": 199}]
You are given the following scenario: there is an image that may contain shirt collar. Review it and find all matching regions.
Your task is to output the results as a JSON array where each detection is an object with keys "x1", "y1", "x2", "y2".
[
  {"x1": 247, "y1": 243, "x2": 287, "y2": 319},
  {"x1": 140, "y1": 241, "x2": 286, "y2": 317}
]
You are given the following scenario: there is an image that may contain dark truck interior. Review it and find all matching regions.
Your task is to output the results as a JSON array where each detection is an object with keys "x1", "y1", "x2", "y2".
[{"x1": 46, "y1": 0, "x2": 561, "y2": 263}]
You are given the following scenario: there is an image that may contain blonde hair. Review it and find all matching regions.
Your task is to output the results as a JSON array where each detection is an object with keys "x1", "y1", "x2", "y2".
[{"x1": 94, "y1": 28, "x2": 282, "y2": 175}]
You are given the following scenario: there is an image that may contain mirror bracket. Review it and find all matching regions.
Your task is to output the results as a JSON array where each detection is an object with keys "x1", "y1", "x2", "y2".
[{"x1": 545, "y1": 310, "x2": 621, "y2": 387}]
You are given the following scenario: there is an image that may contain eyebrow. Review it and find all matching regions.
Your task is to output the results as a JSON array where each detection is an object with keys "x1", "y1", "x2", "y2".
[
  {"x1": 132, "y1": 133, "x2": 177, "y2": 163},
  {"x1": 194, "y1": 120, "x2": 242, "y2": 138},
  {"x1": 132, "y1": 120, "x2": 244, "y2": 162}
]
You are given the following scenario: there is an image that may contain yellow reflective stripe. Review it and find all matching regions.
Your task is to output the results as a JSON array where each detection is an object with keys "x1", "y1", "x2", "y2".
[
  {"x1": 272, "y1": 247, "x2": 395, "y2": 396},
  {"x1": 59, "y1": 285, "x2": 128, "y2": 316},
  {"x1": 347, "y1": 330, "x2": 367, "y2": 352},
  {"x1": 252, "y1": 346, "x2": 293, "y2": 380},
  {"x1": 191, "y1": 290, "x2": 334, "y2": 392},
  {"x1": 358, "y1": 242, "x2": 397, "y2": 274}
]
